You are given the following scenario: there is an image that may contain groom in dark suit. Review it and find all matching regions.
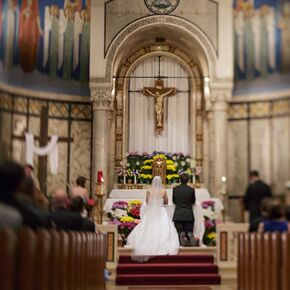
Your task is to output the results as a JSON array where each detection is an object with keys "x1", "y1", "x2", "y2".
[{"x1": 173, "y1": 173, "x2": 196, "y2": 244}]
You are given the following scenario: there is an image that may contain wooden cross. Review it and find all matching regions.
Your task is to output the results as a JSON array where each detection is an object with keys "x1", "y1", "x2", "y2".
[
  {"x1": 13, "y1": 106, "x2": 73, "y2": 194},
  {"x1": 142, "y1": 79, "x2": 176, "y2": 134}
]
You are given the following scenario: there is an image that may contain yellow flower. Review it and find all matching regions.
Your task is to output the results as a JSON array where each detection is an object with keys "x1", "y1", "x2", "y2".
[
  {"x1": 128, "y1": 200, "x2": 142, "y2": 206},
  {"x1": 153, "y1": 154, "x2": 167, "y2": 160},
  {"x1": 141, "y1": 165, "x2": 152, "y2": 170},
  {"x1": 207, "y1": 232, "x2": 216, "y2": 240},
  {"x1": 144, "y1": 159, "x2": 153, "y2": 164},
  {"x1": 166, "y1": 165, "x2": 177, "y2": 171},
  {"x1": 166, "y1": 160, "x2": 174, "y2": 165},
  {"x1": 120, "y1": 216, "x2": 135, "y2": 223}
]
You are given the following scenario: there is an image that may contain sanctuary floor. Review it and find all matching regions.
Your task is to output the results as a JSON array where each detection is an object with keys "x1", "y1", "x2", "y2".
[{"x1": 106, "y1": 284, "x2": 237, "y2": 290}]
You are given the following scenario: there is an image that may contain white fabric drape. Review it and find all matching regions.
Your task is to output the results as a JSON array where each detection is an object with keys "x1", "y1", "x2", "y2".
[
  {"x1": 25, "y1": 132, "x2": 59, "y2": 175},
  {"x1": 129, "y1": 56, "x2": 191, "y2": 154}
]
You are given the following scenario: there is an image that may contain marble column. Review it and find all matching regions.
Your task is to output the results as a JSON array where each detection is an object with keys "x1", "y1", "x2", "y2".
[
  {"x1": 91, "y1": 85, "x2": 114, "y2": 196},
  {"x1": 211, "y1": 90, "x2": 229, "y2": 196}
]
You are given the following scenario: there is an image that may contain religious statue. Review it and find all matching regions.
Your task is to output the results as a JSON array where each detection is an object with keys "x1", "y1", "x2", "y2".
[{"x1": 143, "y1": 79, "x2": 176, "y2": 133}]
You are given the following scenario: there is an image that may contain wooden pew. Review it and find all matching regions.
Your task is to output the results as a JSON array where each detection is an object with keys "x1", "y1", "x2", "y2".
[
  {"x1": 238, "y1": 232, "x2": 289, "y2": 290},
  {"x1": 281, "y1": 232, "x2": 290, "y2": 290},
  {"x1": 238, "y1": 232, "x2": 245, "y2": 290},
  {"x1": 0, "y1": 228, "x2": 106, "y2": 290},
  {"x1": 34, "y1": 229, "x2": 51, "y2": 290},
  {"x1": 0, "y1": 229, "x2": 17, "y2": 290}
]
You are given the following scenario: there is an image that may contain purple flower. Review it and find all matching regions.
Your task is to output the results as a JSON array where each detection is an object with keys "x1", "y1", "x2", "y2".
[
  {"x1": 205, "y1": 220, "x2": 214, "y2": 228},
  {"x1": 112, "y1": 201, "x2": 128, "y2": 210},
  {"x1": 202, "y1": 200, "x2": 215, "y2": 209}
]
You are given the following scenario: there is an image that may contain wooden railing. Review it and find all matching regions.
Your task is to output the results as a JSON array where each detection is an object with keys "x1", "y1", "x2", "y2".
[
  {"x1": 238, "y1": 232, "x2": 290, "y2": 290},
  {"x1": 0, "y1": 228, "x2": 106, "y2": 290}
]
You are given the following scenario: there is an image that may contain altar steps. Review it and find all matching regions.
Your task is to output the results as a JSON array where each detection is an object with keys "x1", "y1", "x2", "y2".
[{"x1": 116, "y1": 255, "x2": 221, "y2": 286}]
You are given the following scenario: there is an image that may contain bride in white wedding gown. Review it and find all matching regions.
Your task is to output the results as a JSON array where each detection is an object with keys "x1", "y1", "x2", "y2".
[{"x1": 127, "y1": 176, "x2": 179, "y2": 257}]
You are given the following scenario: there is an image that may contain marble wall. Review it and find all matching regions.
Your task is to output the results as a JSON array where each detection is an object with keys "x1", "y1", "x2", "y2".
[
  {"x1": 0, "y1": 92, "x2": 93, "y2": 196},
  {"x1": 227, "y1": 97, "x2": 290, "y2": 220}
]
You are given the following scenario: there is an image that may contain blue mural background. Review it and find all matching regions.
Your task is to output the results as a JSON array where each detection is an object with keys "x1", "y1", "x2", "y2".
[{"x1": 0, "y1": 0, "x2": 90, "y2": 96}]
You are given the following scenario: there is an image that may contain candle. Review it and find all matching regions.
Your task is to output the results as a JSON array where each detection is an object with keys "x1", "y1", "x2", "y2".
[
  {"x1": 192, "y1": 173, "x2": 195, "y2": 184},
  {"x1": 134, "y1": 174, "x2": 137, "y2": 184},
  {"x1": 123, "y1": 174, "x2": 126, "y2": 184},
  {"x1": 97, "y1": 170, "x2": 103, "y2": 184}
]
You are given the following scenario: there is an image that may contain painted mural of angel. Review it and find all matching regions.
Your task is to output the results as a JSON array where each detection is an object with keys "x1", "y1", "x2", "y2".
[
  {"x1": 233, "y1": 9, "x2": 245, "y2": 74},
  {"x1": 79, "y1": 9, "x2": 90, "y2": 82},
  {"x1": 43, "y1": 5, "x2": 60, "y2": 78},
  {"x1": 62, "y1": 7, "x2": 75, "y2": 80},
  {"x1": 58, "y1": 8, "x2": 67, "y2": 70},
  {"x1": 73, "y1": 10, "x2": 83, "y2": 71},
  {"x1": 2, "y1": 0, "x2": 19, "y2": 69}
]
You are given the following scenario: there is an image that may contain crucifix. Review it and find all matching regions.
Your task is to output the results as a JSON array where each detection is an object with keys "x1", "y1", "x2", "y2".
[
  {"x1": 13, "y1": 106, "x2": 74, "y2": 194},
  {"x1": 142, "y1": 79, "x2": 176, "y2": 134}
]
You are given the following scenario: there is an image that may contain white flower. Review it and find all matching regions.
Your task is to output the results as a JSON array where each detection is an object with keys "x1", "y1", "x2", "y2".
[
  {"x1": 136, "y1": 161, "x2": 140, "y2": 166},
  {"x1": 114, "y1": 209, "x2": 127, "y2": 219},
  {"x1": 174, "y1": 162, "x2": 178, "y2": 167},
  {"x1": 181, "y1": 161, "x2": 185, "y2": 166},
  {"x1": 172, "y1": 156, "x2": 177, "y2": 161},
  {"x1": 186, "y1": 158, "x2": 191, "y2": 163},
  {"x1": 126, "y1": 163, "x2": 130, "y2": 167}
]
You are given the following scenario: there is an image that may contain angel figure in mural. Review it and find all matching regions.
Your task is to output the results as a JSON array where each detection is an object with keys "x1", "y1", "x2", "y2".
[
  {"x1": 18, "y1": 0, "x2": 43, "y2": 73},
  {"x1": 1, "y1": 0, "x2": 19, "y2": 69},
  {"x1": 64, "y1": 0, "x2": 82, "y2": 12},
  {"x1": 79, "y1": 9, "x2": 90, "y2": 82},
  {"x1": 279, "y1": 2, "x2": 290, "y2": 73},
  {"x1": 43, "y1": 5, "x2": 60, "y2": 78},
  {"x1": 73, "y1": 10, "x2": 83, "y2": 73},
  {"x1": 62, "y1": 7, "x2": 75, "y2": 80},
  {"x1": 233, "y1": 8, "x2": 245, "y2": 78}
]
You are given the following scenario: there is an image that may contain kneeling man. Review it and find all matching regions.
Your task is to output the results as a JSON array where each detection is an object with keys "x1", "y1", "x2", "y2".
[{"x1": 173, "y1": 173, "x2": 196, "y2": 245}]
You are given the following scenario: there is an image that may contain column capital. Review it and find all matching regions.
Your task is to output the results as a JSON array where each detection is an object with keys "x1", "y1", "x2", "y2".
[{"x1": 90, "y1": 86, "x2": 114, "y2": 111}]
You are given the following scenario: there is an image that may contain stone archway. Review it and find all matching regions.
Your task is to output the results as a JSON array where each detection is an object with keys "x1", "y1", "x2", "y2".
[{"x1": 113, "y1": 44, "x2": 205, "y2": 175}]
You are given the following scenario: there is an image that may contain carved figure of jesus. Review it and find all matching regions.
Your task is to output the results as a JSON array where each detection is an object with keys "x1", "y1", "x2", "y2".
[{"x1": 143, "y1": 80, "x2": 176, "y2": 133}]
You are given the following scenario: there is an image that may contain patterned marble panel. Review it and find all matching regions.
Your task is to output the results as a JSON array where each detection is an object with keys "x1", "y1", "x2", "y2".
[
  {"x1": 250, "y1": 119, "x2": 271, "y2": 184},
  {"x1": 48, "y1": 119, "x2": 68, "y2": 137},
  {"x1": 12, "y1": 114, "x2": 27, "y2": 163},
  {"x1": 70, "y1": 121, "x2": 92, "y2": 196},
  {"x1": 0, "y1": 111, "x2": 12, "y2": 155},
  {"x1": 227, "y1": 121, "x2": 248, "y2": 197},
  {"x1": 250, "y1": 102, "x2": 270, "y2": 118},
  {"x1": 47, "y1": 143, "x2": 68, "y2": 196},
  {"x1": 228, "y1": 103, "x2": 248, "y2": 119},
  {"x1": 28, "y1": 116, "x2": 40, "y2": 136},
  {"x1": 272, "y1": 117, "x2": 290, "y2": 194}
]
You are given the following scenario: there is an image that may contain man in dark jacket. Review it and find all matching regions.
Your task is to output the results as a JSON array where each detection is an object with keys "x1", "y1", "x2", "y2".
[
  {"x1": 173, "y1": 173, "x2": 196, "y2": 244},
  {"x1": 244, "y1": 170, "x2": 272, "y2": 223}
]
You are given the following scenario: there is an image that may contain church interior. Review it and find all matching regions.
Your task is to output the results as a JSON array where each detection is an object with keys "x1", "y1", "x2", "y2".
[{"x1": 1, "y1": 0, "x2": 290, "y2": 289}]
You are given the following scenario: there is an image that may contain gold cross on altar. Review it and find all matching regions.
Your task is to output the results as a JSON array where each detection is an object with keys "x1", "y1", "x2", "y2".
[{"x1": 142, "y1": 79, "x2": 176, "y2": 134}]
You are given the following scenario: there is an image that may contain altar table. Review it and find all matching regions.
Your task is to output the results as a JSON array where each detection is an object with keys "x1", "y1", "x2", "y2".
[{"x1": 104, "y1": 188, "x2": 223, "y2": 245}]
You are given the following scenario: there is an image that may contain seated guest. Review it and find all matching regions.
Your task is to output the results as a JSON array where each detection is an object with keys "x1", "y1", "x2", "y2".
[
  {"x1": 249, "y1": 197, "x2": 271, "y2": 232},
  {"x1": 0, "y1": 202, "x2": 23, "y2": 230},
  {"x1": 24, "y1": 164, "x2": 49, "y2": 210},
  {"x1": 50, "y1": 188, "x2": 84, "y2": 231},
  {"x1": 70, "y1": 197, "x2": 95, "y2": 232},
  {"x1": 258, "y1": 203, "x2": 289, "y2": 233},
  {"x1": 70, "y1": 176, "x2": 89, "y2": 201},
  {"x1": 0, "y1": 159, "x2": 50, "y2": 229}
]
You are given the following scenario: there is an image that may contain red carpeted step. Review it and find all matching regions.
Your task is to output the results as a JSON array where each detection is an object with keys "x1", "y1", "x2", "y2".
[
  {"x1": 116, "y1": 273, "x2": 221, "y2": 285},
  {"x1": 117, "y1": 263, "x2": 218, "y2": 275},
  {"x1": 118, "y1": 255, "x2": 214, "y2": 264}
]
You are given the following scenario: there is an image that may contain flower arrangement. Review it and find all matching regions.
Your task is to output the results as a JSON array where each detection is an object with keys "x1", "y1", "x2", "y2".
[
  {"x1": 202, "y1": 200, "x2": 218, "y2": 246},
  {"x1": 108, "y1": 200, "x2": 142, "y2": 245},
  {"x1": 118, "y1": 151, "x2": 195, "y2": 184}
]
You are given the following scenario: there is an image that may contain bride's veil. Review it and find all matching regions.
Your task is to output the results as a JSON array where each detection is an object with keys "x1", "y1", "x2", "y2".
[{"x1": 151, "y1": 176, "x2": 163, "y2": 199}]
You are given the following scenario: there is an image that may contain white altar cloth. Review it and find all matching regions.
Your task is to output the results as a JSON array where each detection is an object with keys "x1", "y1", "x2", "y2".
[
  {"x1": 104, "y1": 188, "x2": 223, "y2": 245},
  {"x1": 110, "y1": 188, "x2": 211, "y2": 202}
]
